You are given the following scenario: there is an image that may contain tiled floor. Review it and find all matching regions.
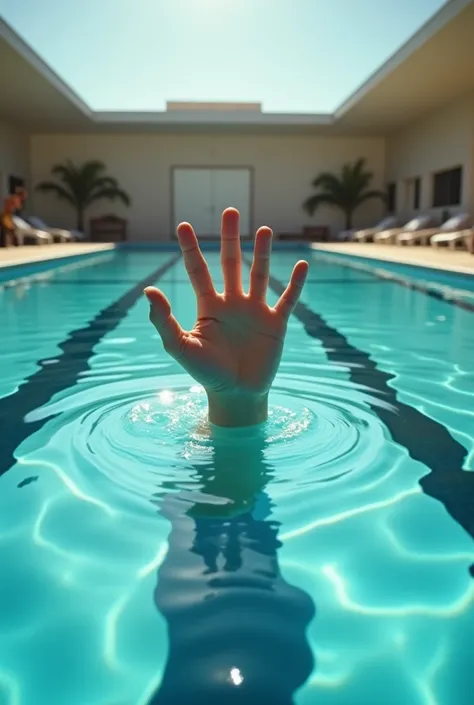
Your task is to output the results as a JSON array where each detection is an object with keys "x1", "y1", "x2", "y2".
[
  {"x1": 314, "y1": 243, "x2": 474, "y2": 274},
  {"x1": 0, "y1": 243, "x2": 115, "y2": 268}
]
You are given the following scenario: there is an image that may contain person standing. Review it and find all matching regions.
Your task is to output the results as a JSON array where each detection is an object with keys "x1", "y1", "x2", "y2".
[
  {"x1": 15, "y1": 186, "x2": 28, "y2": 215},
  {"x1": 1, "y1": 191, "x2": 22, "y2": 247}
]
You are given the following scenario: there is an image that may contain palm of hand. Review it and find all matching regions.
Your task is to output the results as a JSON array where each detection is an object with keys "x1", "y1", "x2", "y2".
[
  {"x1": 145, "y1": 208, "x2": 308, "y2": 399},
  {"x1": 182, "y1": 295, "x2": 285, "y2": 394}
]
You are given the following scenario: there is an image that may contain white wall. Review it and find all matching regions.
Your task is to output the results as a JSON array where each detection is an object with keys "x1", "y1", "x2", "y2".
[
  {"x1": 0, "y1": 119, "x2": 30, "y2": 201},
  {"x1": 386, "y1": 93, "x2": 474, "y2": 223},
  {"x1": 30, "y1": 133, "x2": 386, "y2": 240}
]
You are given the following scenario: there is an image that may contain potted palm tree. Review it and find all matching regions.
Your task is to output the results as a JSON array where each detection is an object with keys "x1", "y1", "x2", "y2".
[
  {"x1": 303, "y1": 158, "x2": 386, "y2": 231},
  {"x1": 36, "y1": 160, "x2": 131, "y2": 233}
]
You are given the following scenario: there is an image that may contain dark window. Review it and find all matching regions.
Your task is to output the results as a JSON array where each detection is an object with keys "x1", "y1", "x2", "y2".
[
  {"x1": 413, "y1": 177, "x2": 421, "y2": 210},
  {"x1": 387, "y1": 182, "x2": 396, "y2": 213},
  {"x1": 432, "y1": 167, "x2": 462, "y2": 207}
]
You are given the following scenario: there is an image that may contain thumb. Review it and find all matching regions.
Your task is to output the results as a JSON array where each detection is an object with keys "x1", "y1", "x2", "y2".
[{"x1": 144, "y1": 287, "x2": 184, "y2": 357}]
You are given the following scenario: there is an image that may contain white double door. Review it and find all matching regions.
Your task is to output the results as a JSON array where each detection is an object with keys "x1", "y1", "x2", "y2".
[{"x1": 173, "y1": 168, "x2": 251, "y2": 238}]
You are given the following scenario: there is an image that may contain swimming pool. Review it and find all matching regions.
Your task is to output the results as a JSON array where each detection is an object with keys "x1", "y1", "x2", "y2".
[{"x1": 1, "y1": 248, "x2": 473, "y2": 705}]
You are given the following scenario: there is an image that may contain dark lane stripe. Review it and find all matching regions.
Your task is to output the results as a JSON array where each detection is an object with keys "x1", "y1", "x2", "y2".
[
  {"x1": 0, "y1": 253, "x2": 180, "y2": 478},
  {"x1": 149, "y1": 440, "x2": 315, "y2": 705},
  {"x1": 255, "y1": 261, "x2": 473, "y2": 573}
]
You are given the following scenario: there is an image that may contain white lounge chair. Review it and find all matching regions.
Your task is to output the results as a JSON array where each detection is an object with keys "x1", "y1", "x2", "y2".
[
  {"x1": 353, "y1": 216, "x2": 398, "y2": 243},
  {"x1": 12, "y1": 216, "x2": 53, "y2": 245},
  {"x1": 27, "y1": 216, "x2": 75, "y2": 243},
  {"x1": 397, "y1": 213, "x2": 472, "y2": 246},
  {"x1": 431, "y1": 219, "x2": 473, "y2": 250},
  {"x1": 374, "y1": 215, "x2": 434, "y2": 245}
]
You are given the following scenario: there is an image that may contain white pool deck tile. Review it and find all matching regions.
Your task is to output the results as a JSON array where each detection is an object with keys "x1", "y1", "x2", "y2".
[
  {"x1": 313, "y1": 243, "x2": 474, "y2": 275},
  {"x1": 0, "y1": 243, "x2": 115, "y2": 269}
]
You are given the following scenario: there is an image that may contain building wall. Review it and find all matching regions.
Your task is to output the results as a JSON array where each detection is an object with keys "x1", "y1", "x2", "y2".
[
  {"x1": 30, "y1": 133, "x2": 386, "y2": 240},
  {"x1": 386, "y1": 93, "x2": 474, "y2": 223},
  {"x1": 0, "y1": 119, "x2": 30, "y2": 201}
]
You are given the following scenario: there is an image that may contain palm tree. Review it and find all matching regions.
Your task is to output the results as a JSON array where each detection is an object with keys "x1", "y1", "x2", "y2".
[
  {"x1": 303, "y1": 158, "x2": 386, "y2": 230},
  {"x1": 36, "y1": 160, "x2": 131, "y2": 231}
]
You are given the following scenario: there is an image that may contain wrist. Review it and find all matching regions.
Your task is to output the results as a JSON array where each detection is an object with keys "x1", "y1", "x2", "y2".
[{"x1": 206, "y1": 390, "x2": 269, "y2": 427}]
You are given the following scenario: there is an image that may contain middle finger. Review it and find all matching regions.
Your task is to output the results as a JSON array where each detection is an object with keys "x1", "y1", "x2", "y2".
[{"x1": 221, "y1": 207, "x2": 242, "y2": 295}]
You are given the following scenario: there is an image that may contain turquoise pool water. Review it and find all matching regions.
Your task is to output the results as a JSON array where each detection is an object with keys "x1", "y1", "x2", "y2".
[
  {"x1": 0, "y1": 249, "x2": 473, "y2": 705},
  {"x1": 314, "y1": 249, "x2": 474, "y2": 293}
]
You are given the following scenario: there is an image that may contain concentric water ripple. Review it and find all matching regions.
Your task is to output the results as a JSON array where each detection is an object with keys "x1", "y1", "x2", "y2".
[{"x1": 24, "y1": 371, "x2": 398, "y2": 519}]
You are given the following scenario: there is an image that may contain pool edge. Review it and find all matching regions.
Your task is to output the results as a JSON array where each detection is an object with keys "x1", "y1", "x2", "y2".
[{"x1": 312, "y1": 248, "x2": 474, "y2": 312}]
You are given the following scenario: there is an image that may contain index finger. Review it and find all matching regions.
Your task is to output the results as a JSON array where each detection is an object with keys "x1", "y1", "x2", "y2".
[{"x1": 221, "y1": 208, "x2": 242, "y2": 295}]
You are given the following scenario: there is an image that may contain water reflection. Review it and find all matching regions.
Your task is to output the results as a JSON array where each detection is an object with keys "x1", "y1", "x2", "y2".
[{"x1": 149, "y1": 426, "x2": 315, "y2": 705}]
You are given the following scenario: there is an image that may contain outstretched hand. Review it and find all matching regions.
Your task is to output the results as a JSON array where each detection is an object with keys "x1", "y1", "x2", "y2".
[{"x1": 145, "y1": 208, "x2": 308, "y2": 426}]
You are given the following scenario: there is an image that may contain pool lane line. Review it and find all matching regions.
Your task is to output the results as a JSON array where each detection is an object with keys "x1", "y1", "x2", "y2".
[
  {"x1": 148, "y1": 451, "x2": 315, "y2": 705},
  {"x1": 0, "y1": 253, "x2": 181, "y2": 479},
  {"x1": 243, "y1": 257, "x2": 474, "y2": 570}
]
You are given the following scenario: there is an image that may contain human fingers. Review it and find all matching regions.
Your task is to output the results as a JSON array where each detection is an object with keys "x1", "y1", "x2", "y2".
[
  {"x1": 144, "y1": 287, "x2": 185, "y2": 358},
  {"x1": 176, "y1": 222, "x2": 215, "y2": 299},
  {"x1": 274, "y1": 260, "x2": 309, "y2": 320},
  {"x1": 220, "y1": 207, "x2": 242, "y2": 295},
  {"x1": 249, "y1": 226, "x2": 273, "y2": 300}
]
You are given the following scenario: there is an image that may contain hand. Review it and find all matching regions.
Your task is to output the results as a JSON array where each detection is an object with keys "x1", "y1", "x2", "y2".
[{"x1": 145, "y1": 208, "x2": 308, "y2": 426}]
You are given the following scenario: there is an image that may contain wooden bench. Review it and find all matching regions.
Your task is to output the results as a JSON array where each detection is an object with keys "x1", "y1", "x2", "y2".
[{"x1": 90, "y1": 214, "x2": 128, "y2": 242}]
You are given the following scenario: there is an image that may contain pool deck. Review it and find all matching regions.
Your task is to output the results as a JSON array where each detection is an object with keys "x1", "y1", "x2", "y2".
[
  {"x1": 313, "y1": 243, "x2": 474, "y2": 275},
  {"x1": 0, "y1": 243, "x2": 115, "y2": 269},
  {"x1": 1, "y1": 242, "x2": 473, "y2": 277}
]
